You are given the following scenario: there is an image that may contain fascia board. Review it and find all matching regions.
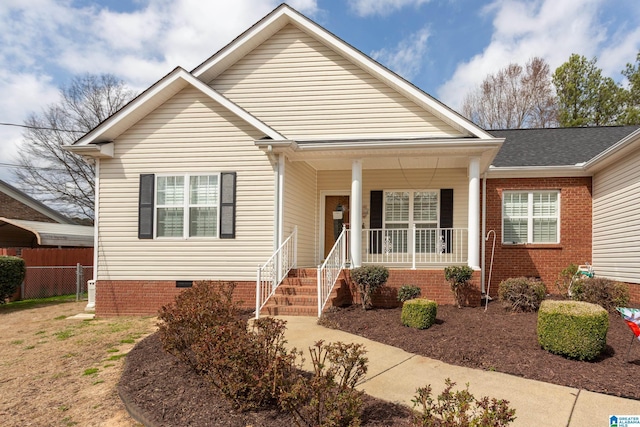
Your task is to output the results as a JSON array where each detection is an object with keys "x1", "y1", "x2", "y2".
[
  {"x1": 486, "y1": 165, "x2": 591, "y2": 179},
  {"x1": 583, "y1": 128, "x2": 640, "y2": 172}
]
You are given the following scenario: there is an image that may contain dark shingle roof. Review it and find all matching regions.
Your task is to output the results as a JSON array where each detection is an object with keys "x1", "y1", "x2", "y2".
[{"x1": 489, "y1": 126, "x2": 640, "y2": 167}]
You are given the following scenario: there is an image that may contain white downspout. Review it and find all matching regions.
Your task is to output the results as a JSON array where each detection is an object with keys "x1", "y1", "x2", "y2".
[{"x1": 86, "y1": 158, "x2": 99, "y2": 311}]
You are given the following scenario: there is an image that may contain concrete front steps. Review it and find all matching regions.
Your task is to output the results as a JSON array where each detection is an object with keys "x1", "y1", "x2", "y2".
[{"x1": 259, "y1": 268, "x2": 350, "y2": 316}]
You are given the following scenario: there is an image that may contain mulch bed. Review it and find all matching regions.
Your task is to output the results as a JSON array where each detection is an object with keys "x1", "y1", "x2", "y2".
[{"x1": 119, "y1": 300, "x2": 640, "y2": 426}]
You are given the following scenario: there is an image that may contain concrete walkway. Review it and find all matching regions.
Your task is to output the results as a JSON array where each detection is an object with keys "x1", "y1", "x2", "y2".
[{"x1": 278, "y1": 316, "x2": 640, "y2": 427}]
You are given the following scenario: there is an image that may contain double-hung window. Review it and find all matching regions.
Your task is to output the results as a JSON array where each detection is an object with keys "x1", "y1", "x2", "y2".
[
  {"x1": 502, "y1": 191, "x2": 559, "y2": 244},
  {"x1": 156, "y1": 174, "x2": 219, "y2": 238},
  {"x1": 384, "y1": 191, "x2": 438, "y2": 252}
]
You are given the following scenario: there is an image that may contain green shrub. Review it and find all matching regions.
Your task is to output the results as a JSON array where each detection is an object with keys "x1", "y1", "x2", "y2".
[
  {"x1": 537, "y1": 300, "x2": 609, "y2": 361},
  {"x1": 444, "y1": 265, "x2": 473, "y2": 308},
  {"x1": 411, "y1": 378, "x2": 516, "y2": 427},
  {"x1": 398, "y1": 285, "x2": 421, "y2": 303},
  {"x1": 498, "y1": 277, "x2": 546, "y2": 312},
  {"x1": 280, "y1": 340, "x2": 368, "y2": 427},
  {"x1": 569, "y1": 277, "x2": 630, "y2": 312},
  {"x1": 401, "y1": 299, "x2": 437, "y2": 330},
  {"x1": 350, "y1": 265, "x2": 389, "y2": 310},
  {"x1": 0, "y1": 256, "x2": 26, "y2": 304}
]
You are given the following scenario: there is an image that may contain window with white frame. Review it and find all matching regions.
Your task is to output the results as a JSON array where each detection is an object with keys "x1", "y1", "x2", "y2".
[
  {"x1": 502, "y1": 191, "x2": 559, "y2": 244},
  {"x1": 156, "y1": 174, "x2": 219, "y2": 238},
  {"x1": 384, "y1": 191, "x2": 438, "y2": 252}
]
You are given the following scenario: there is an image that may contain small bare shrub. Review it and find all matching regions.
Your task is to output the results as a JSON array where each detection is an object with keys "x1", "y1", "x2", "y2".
[
  {"x1": 498, "y1": 277, "x2": 546, "y2": 312},
  {"x1": 569, "y1": 277, "x2": 630, "y2": 312},
  {"x1": 157, "y1": 281, "x2": 240, "y2": 370},
  {"x1": 280, "y1": 340, "x2": 368, "y2": 427},
  {"x1": 411, "y1": 378, "x2": 516, "y2": 426}
]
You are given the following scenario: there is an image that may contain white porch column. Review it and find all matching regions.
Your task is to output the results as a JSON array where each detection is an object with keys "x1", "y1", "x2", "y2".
[
  {"x1": 467, "y1": 157, "x2": 480, "y2": 269},
  {"x1": 350, "y1": 159, "x2": 363, "y2": 268}
]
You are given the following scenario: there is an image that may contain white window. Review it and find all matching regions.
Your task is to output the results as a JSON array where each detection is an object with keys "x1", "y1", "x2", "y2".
[
  {"x1": 502, "y1": 191, "x2": 559, "y2": 244},
  {"x1": 156, "y1": 174, "x2": 219, "y2": 238},
  {"x1": 384, "y1": 191, "x2": 438, "y2": 252}
]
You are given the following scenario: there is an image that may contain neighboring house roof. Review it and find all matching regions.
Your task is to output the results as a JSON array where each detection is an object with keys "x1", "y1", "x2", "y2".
[
  {"x1": 0, "y1": 217, "x2": 93, "y2": 247},
  {"x1": 0, "y1": 179, "x2": 73, "y2": 224},
  {"x1": 490, "y1": 126, "x2": 640, "y2": 167}
]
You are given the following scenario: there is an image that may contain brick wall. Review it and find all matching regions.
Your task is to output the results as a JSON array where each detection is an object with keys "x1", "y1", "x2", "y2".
[
  {"x1": 483, "y1": 177, "x2": 592, "y2": 297},
  {"x1": 96, "y1": 280, "x2": 256, "y2": 317},
  {"x1": 342, "y1": 268, "x2": 482, "y2": 308},
  {"x1": 0, "y1": 192, "x2": 58, "y2": 222}
]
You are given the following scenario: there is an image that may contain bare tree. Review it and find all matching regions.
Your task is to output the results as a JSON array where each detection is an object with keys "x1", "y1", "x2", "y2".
[
  {"x1": 462, "y1": 57, "x2": 558, "y2": 129},
  {"x1": 14, "y1": 74, "x2": 136, "y2": 223}
]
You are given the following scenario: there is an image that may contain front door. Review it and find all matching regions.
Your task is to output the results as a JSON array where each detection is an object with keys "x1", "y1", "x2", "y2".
[{"x1": 324, "y1": 195, "x2": 350, "y2": 258}]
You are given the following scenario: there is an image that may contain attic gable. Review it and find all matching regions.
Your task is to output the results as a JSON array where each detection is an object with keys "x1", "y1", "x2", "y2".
[{"x1": 192, "y1": 4, "x2": 493, "y2": 140}]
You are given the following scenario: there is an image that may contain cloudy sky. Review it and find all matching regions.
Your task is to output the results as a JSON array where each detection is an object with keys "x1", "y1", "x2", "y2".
[{"x1": 1, "y1": 0, "x2": 639, "y2": 185}]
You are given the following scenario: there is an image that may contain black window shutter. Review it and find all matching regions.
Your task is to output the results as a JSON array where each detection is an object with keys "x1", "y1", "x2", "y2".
[
  {"x1": 440, "y1": 189, "x2": 453, "y2": 253},
  {"x1": 219, "y1": 172, "x2": 236, "y2": 239},
  {"x1": 369, "y1": 190, "x2": 383, "y2": 254},
  {"x1": 138, "y1": 174, "x2": 155, "y2": 239}
]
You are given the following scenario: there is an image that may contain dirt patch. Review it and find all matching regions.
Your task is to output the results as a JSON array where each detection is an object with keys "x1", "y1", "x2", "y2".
[{"x1": 0, "y1": 301, "x2": 156, "y2": 427}]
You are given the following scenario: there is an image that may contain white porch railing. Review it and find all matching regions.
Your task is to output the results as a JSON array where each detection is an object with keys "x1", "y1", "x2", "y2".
[
  {"x1": 317, "y1": 225, "x2": 348, "y2": 317},
  {"x1": 255, "y1": 227, "x2": 297, "y2": 319},
  {"x1": 361, "y1": 226, "x2": 467, "y2": 267}
]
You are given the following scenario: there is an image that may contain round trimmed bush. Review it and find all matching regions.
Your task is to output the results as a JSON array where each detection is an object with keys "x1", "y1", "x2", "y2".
[
  {"x1": 401, "y1": 298, "x2": 437, "y2": 330},
  {"x1": 537, "y1": 300, "x2": 608, "y2": 361}
]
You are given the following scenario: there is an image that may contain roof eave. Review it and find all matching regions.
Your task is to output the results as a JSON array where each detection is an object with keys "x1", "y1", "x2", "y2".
[
  {"x1": 486, "y1": 165, "x2": 591, "y2": 179},
  {"x1": 583, "y1": 128, "x2": 640, "y2": 172}
]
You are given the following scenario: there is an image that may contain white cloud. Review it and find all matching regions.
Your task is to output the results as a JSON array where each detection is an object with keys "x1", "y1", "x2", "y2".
[
  {"x1": 371, "y1": 26, "x2": 430, "y2": 80},
  {"x1": 348, "y1": 0, "x2": 430, "y2": 17},
  {"x1": 0, "y1": 0, "x2": 319, "y2": 184},
  {"x1": 437, "y1": 0, "x2": 640, "y2": 110}
]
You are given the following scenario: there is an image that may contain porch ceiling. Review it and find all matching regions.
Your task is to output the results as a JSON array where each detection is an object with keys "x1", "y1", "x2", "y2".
[{"x1": 256, "y1": 137, "x2": 504, "y2": 171}]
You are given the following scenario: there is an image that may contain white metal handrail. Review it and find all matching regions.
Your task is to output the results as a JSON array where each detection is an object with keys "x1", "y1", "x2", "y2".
[
  {"x1": 255, "y1": 226, "x2": 297, "y2": 319},
  {"x1": 362, "y1": 226, "x2": 467, "y2": 267},
  {"x1": 317, "y1": 225, "x2": 348, "y2": 317}
]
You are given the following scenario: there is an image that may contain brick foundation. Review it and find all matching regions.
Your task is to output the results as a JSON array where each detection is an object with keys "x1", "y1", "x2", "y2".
[
  {"x1": 95, "y1": 280, "x2": 256, "y2": 317},
  {"x1": 341, "y1": 269, "x2": 482, "y2": 308}
]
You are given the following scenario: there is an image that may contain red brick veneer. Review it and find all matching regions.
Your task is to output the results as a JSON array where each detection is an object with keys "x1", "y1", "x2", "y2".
[
  {"x1": 95, "y1": 280, "x2": 256, "y2": 317},
  {"x1": 483, "y1": 177, "x2": 593, "y2": 298}
]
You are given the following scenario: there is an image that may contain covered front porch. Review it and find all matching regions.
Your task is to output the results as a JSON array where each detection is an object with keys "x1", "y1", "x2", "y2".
[{"x1": 255, "y1": 136, "x2": 503, "y2": 317}]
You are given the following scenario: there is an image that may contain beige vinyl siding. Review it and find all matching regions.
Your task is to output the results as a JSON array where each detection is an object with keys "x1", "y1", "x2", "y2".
[
  {"x1": 592, "y1": 149, "x2": 640, "y2": 283},
  {"x1": 211, "y1": 24, "x2": 462, "y2": 140},
  {"x1": 283, "y1": 159, "x2": 317, "y2": 266},
  {"x1": 317, "y1": 168, "x2": 468, "y2": 256},
  {"x1": 97, "y1": 87, "x2": 275, "y2": 281}
]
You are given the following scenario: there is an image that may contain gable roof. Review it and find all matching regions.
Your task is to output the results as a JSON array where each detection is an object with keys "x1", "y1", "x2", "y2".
[
  {"x1": 192, "y1": 4, "x2": 494, "y2": 141},
  {"x1": 0, "y1": 179, "x2": 73, "y2": 224},
  {"x1": 490, "y1": 126, "x2": 640, "y2": 167},
  {"x1": 68, "y1": 67, "x2": 286, "y2": 153}
]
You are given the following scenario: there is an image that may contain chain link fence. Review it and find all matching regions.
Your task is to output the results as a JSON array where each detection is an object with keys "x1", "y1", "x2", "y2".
[{"x1": 22, "y1": 264, "x2": 93, "y2": 301}]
